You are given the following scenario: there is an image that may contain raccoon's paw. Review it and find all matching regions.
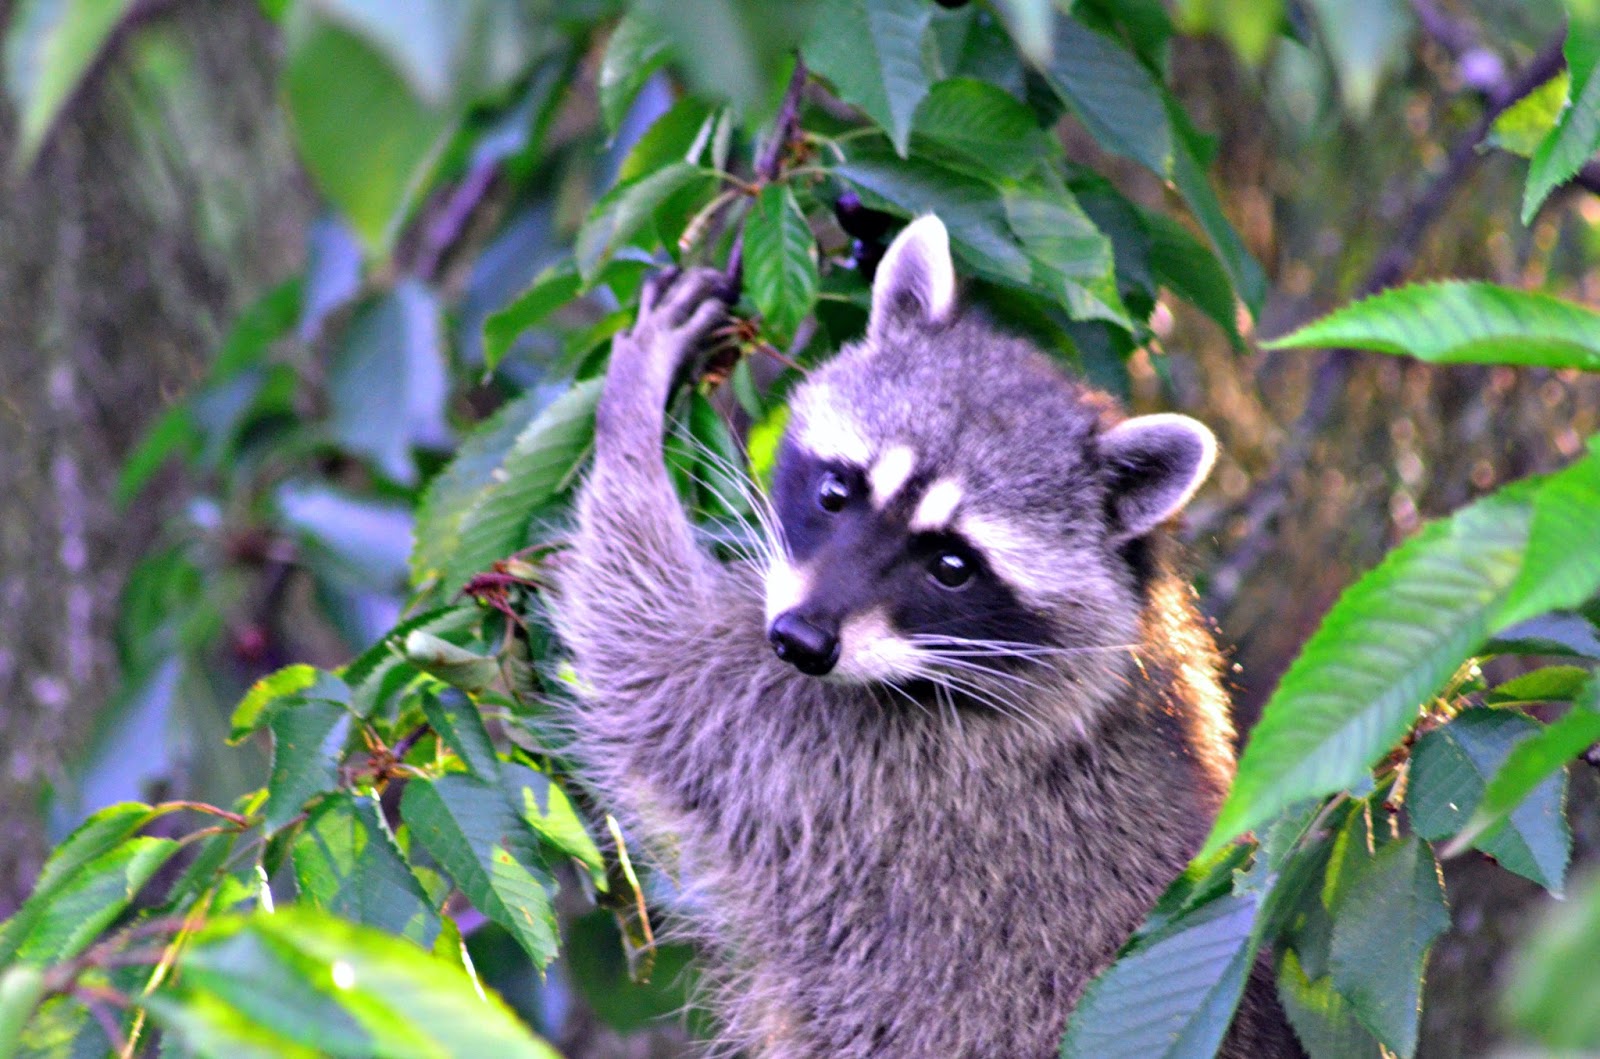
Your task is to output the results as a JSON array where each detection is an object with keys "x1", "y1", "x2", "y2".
[{"x1": 619, "y1": 266, "x2": 734, "y2": 381}]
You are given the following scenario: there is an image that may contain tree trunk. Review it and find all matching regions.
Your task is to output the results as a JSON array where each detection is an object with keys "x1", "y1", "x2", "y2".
[{"x1": 0, "y1": 0, "x2": 307, "y2": 914}]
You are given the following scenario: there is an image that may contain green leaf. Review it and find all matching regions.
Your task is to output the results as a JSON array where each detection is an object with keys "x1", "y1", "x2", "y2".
[
  {"x1": 575, "y1": 162, "x2": 715, "y2": 282},
  {"x1": 1276, "y1": 949, "x2": 1382, "y2": 1059},
  {"x1": 1486, "y1": 665, "x2": 1595, "y2": 705},
  {"x1": 1305, "y1": 0, "x2": 1412, "y2": 118},
  {"x1": 1496, "y1": 447, "x2": 1600, "y2": 629},
  {"x1": 482, "y1": 265, "x2": 582, "y2": 373},
  {"x1": 1169, "y1": 113, "x2": 1267, "y2": 315},
  {"x1": 150, "y1": 908, "x2": 562, "y2": 1058},
  {"x1": 1144, "y1": 212, "x2": 1243, "y2": 348},
  {"x1": 114, "y1": 403, "x2": 199, "y2": 510},
  {"x1": 1059, "y1": 890, "x2": 1261, "y2": 1058},
  {"x1": 3, "y1": 0, "x2": 139, "y2": 168},
  {"x1": 1203, "y1": 483, "x2": 1535, "y2": 857},
  {"x1": 327, "y1": 282, "x2": 449, "y2": 486},
  {"x1": 265, "y1": 698, "x2": 352, "y2": 831},
  {"x1": 1408, "y1": 709, "x2": 1570, "y2": 892},
  {"x1": 441, "y1": 378, "x2": 601, "y2": 595},
  {"x1": 401, "y1": 774, "x2": 560, "y2": 968},
  {"x1": 910, "y1": 77, "x2": 1053, "y2": 180},
  {"x1": 409, "y1": 388, "x2": 548, "y2": 591},
  {"x1": 229, "y1": 665, "x2": 348, "y2": 744},
  {"x1": 419, "y1": 688, "x2": 500, "y2": 778},
  {"x1": 0, "y1": 965, "x2": 47, "y2": 1058},
  {"x1": 405, "y1": 633, "x2": 500, "y2": 697},
  {"x1": 513, "y1": 767, "x2": 606, "y2": 889},
  {"x1": 283, "y1": 13, "x2": 455, "y2": 257},
  {"x1": 1042, "y1": 18, "x2": 1172, "y2": 175},
  {"x1": 1488, "y1": 73, "x2": 1569, "y2": 158},
  {"x1": 342, "y1": 605, "x2": 482, "y2": 719},
  {"x1": 1504, "y1": 867, "x2": 1600, "y2": 1050},
  {"x1": 803, "y1": 0, "x2": 932, "y2": 156},
  {"x1": 293, "y1": 792, "x2": 441, "y2": 947},
  {"x1": 834, "y1": 148, "x2": 1033, "y2": 285},
  {"x1": 745, "y1": 184, "x2": 820, "y2": 340},
  {"x1": 1524, "y1": 28, "x2": 1600, "y2": 222},
  {"x1": 1002, "y1": 187, "x2": 1125, "y2": 327},
  {"x1": 1174, "y1": 0, "x2": 1282, "y2": 66},
  {"x1": 11, "y1": 837, "x2": 177, "y2": 964},
  {"x1": 1262, "y1": 282, "x2": 1600, "y2": 370},
  {"x1": 618, "y1": 95, "x2": 717, "y2": 183},
  {"x1": 599, "y1": 13, "x2": 670, "y2": 135},
  {"x1": 1327, "y1": 836, "x2": 1449, "y2": 1057},
  {"x1": 989, "y1": 0, "x2": 1052, "y2": 66},
  {"x1": 0, "y1": 803, "x2": 156, "y2": 964},
  {"x1": 1446, "y1": 699, "x2": 1600, "y2": 858},
  {"x1": 632, "y1": 0, "x2": 819, "y2": 124}
]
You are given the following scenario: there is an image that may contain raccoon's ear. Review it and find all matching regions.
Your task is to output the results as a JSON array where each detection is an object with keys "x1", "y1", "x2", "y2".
[
  {"x1": 1100, "y1": 414, "x2": 1217, "y2": 542},
  {"x1": 870, "y1": 214, "x2": 957, "y2": 338}
]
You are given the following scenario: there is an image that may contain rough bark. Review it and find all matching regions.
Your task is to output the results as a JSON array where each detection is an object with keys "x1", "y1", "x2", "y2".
[{"x1": 0, "y1": 1, "x2": 307, "y2": 914}]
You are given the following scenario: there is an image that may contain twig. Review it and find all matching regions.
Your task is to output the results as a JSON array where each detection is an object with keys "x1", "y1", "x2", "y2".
[
  {"x1": 413, "y1": 155, "x2": 501, "y2": 282},
  {"x1": 73, "y1": 984, "x2": 132, "y2": 1055},
  {"x1": 1205, "y1": 32, "x2": 1568, "y2": 611}
]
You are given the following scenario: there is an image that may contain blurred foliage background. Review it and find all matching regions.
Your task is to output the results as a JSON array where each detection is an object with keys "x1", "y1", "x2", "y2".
[{"x1": 3, "y1": 0, "x2": 1600, "y2": 1055}]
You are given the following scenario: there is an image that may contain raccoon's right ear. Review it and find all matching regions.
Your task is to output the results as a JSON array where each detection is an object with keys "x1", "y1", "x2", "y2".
[
  {"x1": 1099, "y1": 414, "x2": 1217, "y2": 542},
  {"x1": 869, "y1": 214, "x2": 957, "y2": 339}
]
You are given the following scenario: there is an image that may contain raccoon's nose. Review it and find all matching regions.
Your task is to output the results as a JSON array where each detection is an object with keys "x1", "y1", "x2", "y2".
[{"x1": 768, "y1": 612, "x2": 840, "y2": 676}]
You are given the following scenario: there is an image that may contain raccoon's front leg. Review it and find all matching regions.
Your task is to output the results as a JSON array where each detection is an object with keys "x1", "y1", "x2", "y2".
[{"x1": 557, "y1": 268, "x2": 742, "y2": 818}]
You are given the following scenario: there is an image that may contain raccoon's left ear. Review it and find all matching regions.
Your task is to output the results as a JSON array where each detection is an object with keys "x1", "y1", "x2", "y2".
[
  {"x1": 1099, "y1": 414, "x2": 1217, "y2": 541},
  {"x1": 869, "y1": 214, "x2": 957, "y2": 338}
]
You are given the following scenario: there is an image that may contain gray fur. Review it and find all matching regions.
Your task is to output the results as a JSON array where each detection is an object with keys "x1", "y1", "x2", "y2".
[{"x1": 551, "y1": 229, "x2": 1301, "y2": 1057}]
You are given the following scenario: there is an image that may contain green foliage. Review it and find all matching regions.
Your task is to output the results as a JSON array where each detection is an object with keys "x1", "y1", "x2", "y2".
[
  {"x1": 13, "y1": 0, "x2": 1600, "y2": 1055},
  {"x1": 1264, "y1": 280, "x2": 1600, "y2": 369}
]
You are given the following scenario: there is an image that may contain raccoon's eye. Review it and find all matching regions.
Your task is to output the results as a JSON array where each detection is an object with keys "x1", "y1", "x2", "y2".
[
  {"x1": 929, "y1": 551, "x2": 972, "y2": 589},
  {"x1": 817, "y1": 471, "x2": 851, "y2": 512}
]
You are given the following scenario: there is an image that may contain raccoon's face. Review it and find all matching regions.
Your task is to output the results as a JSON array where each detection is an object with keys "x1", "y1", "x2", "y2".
[{"x1": 762, "y1": 215, "x2": 1216, "y2": 697}]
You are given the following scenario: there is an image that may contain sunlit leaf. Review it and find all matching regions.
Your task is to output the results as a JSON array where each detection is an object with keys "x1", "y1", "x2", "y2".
[
  {"x1": 0, "y1": 803, "x2": 156, "y2": 964},
  {"x1": 1408, "y1": 709, "x2": 1570, "y2": 892},
  {"x1": 1496, "y1": 445, "x2": 1600, "y2": 629},
  {"x1": 229, "y1": 665, "x2": 348, "y2": 744},
  {"x1": 1488, "y1": 73, "x2": 1569, "y2": 158},
  {"x1": 1524, "y1": 24, "x2": 1600, "y2": 222},
  {"x1": 1263, "y1": 282, "x2": 1600, "y2": 371},
  {"x1": 1203, "y1": 483, "x2": 1535, "y2": 857},
  {"x1": 12, "y1": 837, "x2": 177, "y2": 964},
  {"x1": 3, "y1": 0, "x2": 139, "y2": 167},
  {"x1": 149, "y1": 908, "x2": 562, "y2": 1058}
]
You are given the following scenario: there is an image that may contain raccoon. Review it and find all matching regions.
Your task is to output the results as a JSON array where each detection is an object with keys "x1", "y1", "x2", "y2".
[{"x1": 552, "y1": 215, "x2": 1303, "y2": 1058}]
